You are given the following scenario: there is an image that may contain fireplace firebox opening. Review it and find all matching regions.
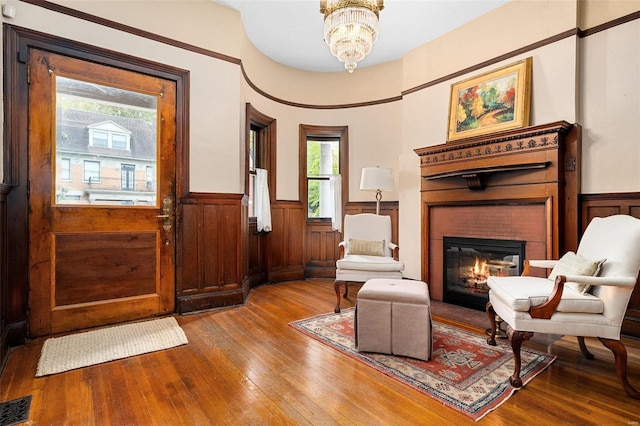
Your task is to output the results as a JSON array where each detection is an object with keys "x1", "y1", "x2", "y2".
[{"x1": 443, "y1": 237, "x2": 526, "y2": 311}]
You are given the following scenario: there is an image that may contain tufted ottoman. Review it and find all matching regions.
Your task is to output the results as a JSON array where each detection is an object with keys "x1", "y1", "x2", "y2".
[{"x1": 355, "y1": 278, "x2": 432, "y2": 361}]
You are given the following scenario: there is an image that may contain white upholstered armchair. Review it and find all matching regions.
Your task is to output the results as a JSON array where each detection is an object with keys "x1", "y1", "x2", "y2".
[
  {"x1": 334, "y1": 214, "x2": 404, "y2": 313},
  {"x1": 486, "y1": 214, "x2": 640, "y2": 399}
]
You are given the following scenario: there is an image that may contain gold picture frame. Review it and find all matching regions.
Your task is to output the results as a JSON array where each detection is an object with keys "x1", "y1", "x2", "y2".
[{"x1": 447, "y1": 57, "x2": 532, "y2": 142}]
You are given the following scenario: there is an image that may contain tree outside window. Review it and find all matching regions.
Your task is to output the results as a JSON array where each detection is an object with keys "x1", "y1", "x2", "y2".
[{"x1": 307, "y1": 139, "x2": 339, "y2": 218}]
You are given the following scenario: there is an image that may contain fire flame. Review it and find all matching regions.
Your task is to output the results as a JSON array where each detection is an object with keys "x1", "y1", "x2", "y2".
[{"x1": 472, "y1": 258, "x2": 490, "y2": 279}]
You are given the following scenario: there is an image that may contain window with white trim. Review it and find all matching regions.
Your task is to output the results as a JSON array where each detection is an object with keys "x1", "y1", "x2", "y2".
[
  {"x1": 146, "y1": 165, "x2": 154, "y2": 190},
  {"x1": 84, "y1": 160, "x2": 101, "y2": 183},
  {"x1": 112, "y1": 133, "x2": 127, "y2": 150},
  {"x1": 92, "y1": 131, "x2": 108, "y2": 148},
  {"x1": 60, "y1": 158, "x2": 71, "y2": 181},
  {"x1": 299, "y1": 125, "x2": 348, "y2": 225},
  {"x1": 87, "y1": 121, "x2": 132, "y2": 151},
  {"x1": 306, "y1": 138, "x2": 340, "y2": 218}
]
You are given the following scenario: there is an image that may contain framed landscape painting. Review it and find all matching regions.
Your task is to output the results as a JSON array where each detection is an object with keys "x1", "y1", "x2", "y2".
[{"x1": 447, "y1": 57, "x2": 532, "y2": 142}]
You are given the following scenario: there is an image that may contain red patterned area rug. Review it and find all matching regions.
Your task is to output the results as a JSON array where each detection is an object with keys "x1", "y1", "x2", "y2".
[{"x1": 289, "y1": 308, "x2": 555, "y2": 421}]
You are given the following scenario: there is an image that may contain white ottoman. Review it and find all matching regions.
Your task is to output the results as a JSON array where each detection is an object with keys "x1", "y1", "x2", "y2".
[{"x1": 355, "y1": 279, "x2": 432, "y2": 361}]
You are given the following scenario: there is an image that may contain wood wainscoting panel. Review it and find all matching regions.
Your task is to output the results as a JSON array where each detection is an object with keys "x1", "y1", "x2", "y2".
[
  {"x1": 178, "y1": 200, "x2": 199, "y2": 293},
  {"x1": 580, "y1": 192, "x2": 640, "y2": 232},
  {"x1": 305, "y1": 221, "x2": 341, "y2": 278},
  {"x1": 580, "y1": 192, "x2": 640, "y2": 339},
  {"x1": 247, "y1": 220, "x2": 267, "y2": 287},
  {"x1": 268, "y1": 201, "x2": 306, "y2": 282},
  {"x1": 177, "y1": 193, "x2": 245, "y2": 313}
]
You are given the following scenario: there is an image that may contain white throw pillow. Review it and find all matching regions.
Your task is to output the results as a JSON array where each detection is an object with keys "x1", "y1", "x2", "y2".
[
  {"x1": 548, "y1": 251, "x2": 606, "y2": 294},
  {"x1": 348, "y1": 239, "x2": 385, "y2": 256}
]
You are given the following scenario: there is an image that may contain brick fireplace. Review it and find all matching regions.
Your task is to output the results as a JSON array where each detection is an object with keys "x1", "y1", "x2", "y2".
[{"x1": 415, "y1": 121, "x2": 580, "y2": 306}]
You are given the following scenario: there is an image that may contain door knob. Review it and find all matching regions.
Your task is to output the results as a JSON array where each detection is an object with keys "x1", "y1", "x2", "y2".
[{"x1": 157, "y1": 197, "x2": 172, "y2": 231}]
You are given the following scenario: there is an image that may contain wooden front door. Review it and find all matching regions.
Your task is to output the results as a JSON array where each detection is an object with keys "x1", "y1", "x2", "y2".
[{"x1": 28, "y1": 49, "x2": 177, "y2": 336}]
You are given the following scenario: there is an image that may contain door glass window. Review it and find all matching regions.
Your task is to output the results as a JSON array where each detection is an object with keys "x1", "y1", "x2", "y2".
[{"x1": 55, "y1": 76, "x2": 158, "y2": 206}]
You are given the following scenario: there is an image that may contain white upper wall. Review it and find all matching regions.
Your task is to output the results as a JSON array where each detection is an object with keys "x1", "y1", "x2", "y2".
[
  {"x1": 580, "y1": 19, "x2": 640, "y2": 193},
  {"x1": 402, "y1": 0, "x2": 578, "y2": 91},
  {"x1": 580, "y1": 0, "x2": 640, "y2": 28}
]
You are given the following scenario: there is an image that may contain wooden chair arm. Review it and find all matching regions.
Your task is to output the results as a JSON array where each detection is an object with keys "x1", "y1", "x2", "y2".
[
  {"x1": 528, "y1": 273, "x2": 638, "y2": 319},
  {"x1": 392, "y1": 248, "x2": 399, "y2": 261},
  {"x1": 338, "y1": 241, "x2": 346, "y2": 258},
  {"x1": 389, "y1": 242, "x2": 399, "y2": 261},
  {"x1": 529, "y1": 275, "x2": 566, "y2": 319}
]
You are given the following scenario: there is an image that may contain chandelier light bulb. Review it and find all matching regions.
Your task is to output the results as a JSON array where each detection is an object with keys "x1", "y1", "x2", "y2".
[{"x1": 320, "y1": 0, "x2": 384, "y2": 73}]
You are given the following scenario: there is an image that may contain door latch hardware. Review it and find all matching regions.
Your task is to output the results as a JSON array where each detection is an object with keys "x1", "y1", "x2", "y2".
[{"x1": 157, "y1": 197, "x2": 173, "y2": 231}]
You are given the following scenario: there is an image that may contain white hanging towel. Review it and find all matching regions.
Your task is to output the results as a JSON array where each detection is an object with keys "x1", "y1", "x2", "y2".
[
  {"x1": 329, "y1": 174, "x2": 342, "y2": 232},
  {"x1": 255, "y1": 168, "x2": 272, "y2": 232}
]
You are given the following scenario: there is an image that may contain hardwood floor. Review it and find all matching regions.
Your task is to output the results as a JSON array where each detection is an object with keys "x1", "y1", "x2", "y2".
[{"x1": 1, "y1": 279, "x2": 639, "y2": 425}]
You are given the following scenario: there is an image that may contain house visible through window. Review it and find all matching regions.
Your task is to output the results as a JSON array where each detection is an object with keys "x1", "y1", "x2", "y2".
[
  {"x1": 54, "y1": 76, "x2": 157, "y2": 206},
  {"x1": 121, "y1": 164, "x2": 135, "y2": 190},
  {"x1": 84, "y1": 160, "x2": 101, "y2": 183},
  {"x1": 88, "y1": 121, "x2": 132, "y2": 150}
]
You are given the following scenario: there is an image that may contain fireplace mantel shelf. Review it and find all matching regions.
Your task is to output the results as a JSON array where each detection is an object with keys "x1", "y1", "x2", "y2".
[{"x1": 423, "y1": 161, "x2": 551, "y2": 190}]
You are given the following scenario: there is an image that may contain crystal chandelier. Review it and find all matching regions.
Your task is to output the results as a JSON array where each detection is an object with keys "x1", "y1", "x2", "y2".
[{"x1": 320, "y1": 0, "x2": 384, "y2": 73}]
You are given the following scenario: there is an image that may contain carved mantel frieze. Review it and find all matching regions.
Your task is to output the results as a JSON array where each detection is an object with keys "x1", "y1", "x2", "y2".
[
  {"x1": 417, "y1": 133, "x2": 558, "y2": 166},
  {"x1": 415, "y1": 121, "x2": 574, "y2": 190},
  {"x1": 415, "y1": 120, "x2": 572, "y2": 165}
]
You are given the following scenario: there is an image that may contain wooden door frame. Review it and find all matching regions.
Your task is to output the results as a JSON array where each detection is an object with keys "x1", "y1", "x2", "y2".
[{"x1": 3, "y1": 25, "x2": 190, "y2": 343}]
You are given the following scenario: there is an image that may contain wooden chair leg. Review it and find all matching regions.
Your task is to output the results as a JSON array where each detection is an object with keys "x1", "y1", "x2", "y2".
[
  {"x1": 343, "y1": 282, "x2": 349, "y2": 298},
  {"x1": 334, "y1": 281, "x2": 343, "y2": 313},
  {"x1": 598, "y1": 338, "x2": 640, "y2": 399},
  {"x1": 486, "y1": 302, "x2": 497, "y2": 346},
  {"x1": 577, "y1": 336, "x2": 594, "y2": 360},
  {"x1": 506, "y1": 326, "x2": 534, "y2": 388}
]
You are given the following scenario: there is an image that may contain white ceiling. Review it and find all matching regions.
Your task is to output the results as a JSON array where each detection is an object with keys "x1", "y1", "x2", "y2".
[{"x1": 213, "y1": 0, "x2": 510, "y2": 73}]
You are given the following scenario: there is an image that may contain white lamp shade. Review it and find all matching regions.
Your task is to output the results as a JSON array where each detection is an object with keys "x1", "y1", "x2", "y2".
[{"x1": 360, "y1": 167, "x2": 394, "y2": 191}]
